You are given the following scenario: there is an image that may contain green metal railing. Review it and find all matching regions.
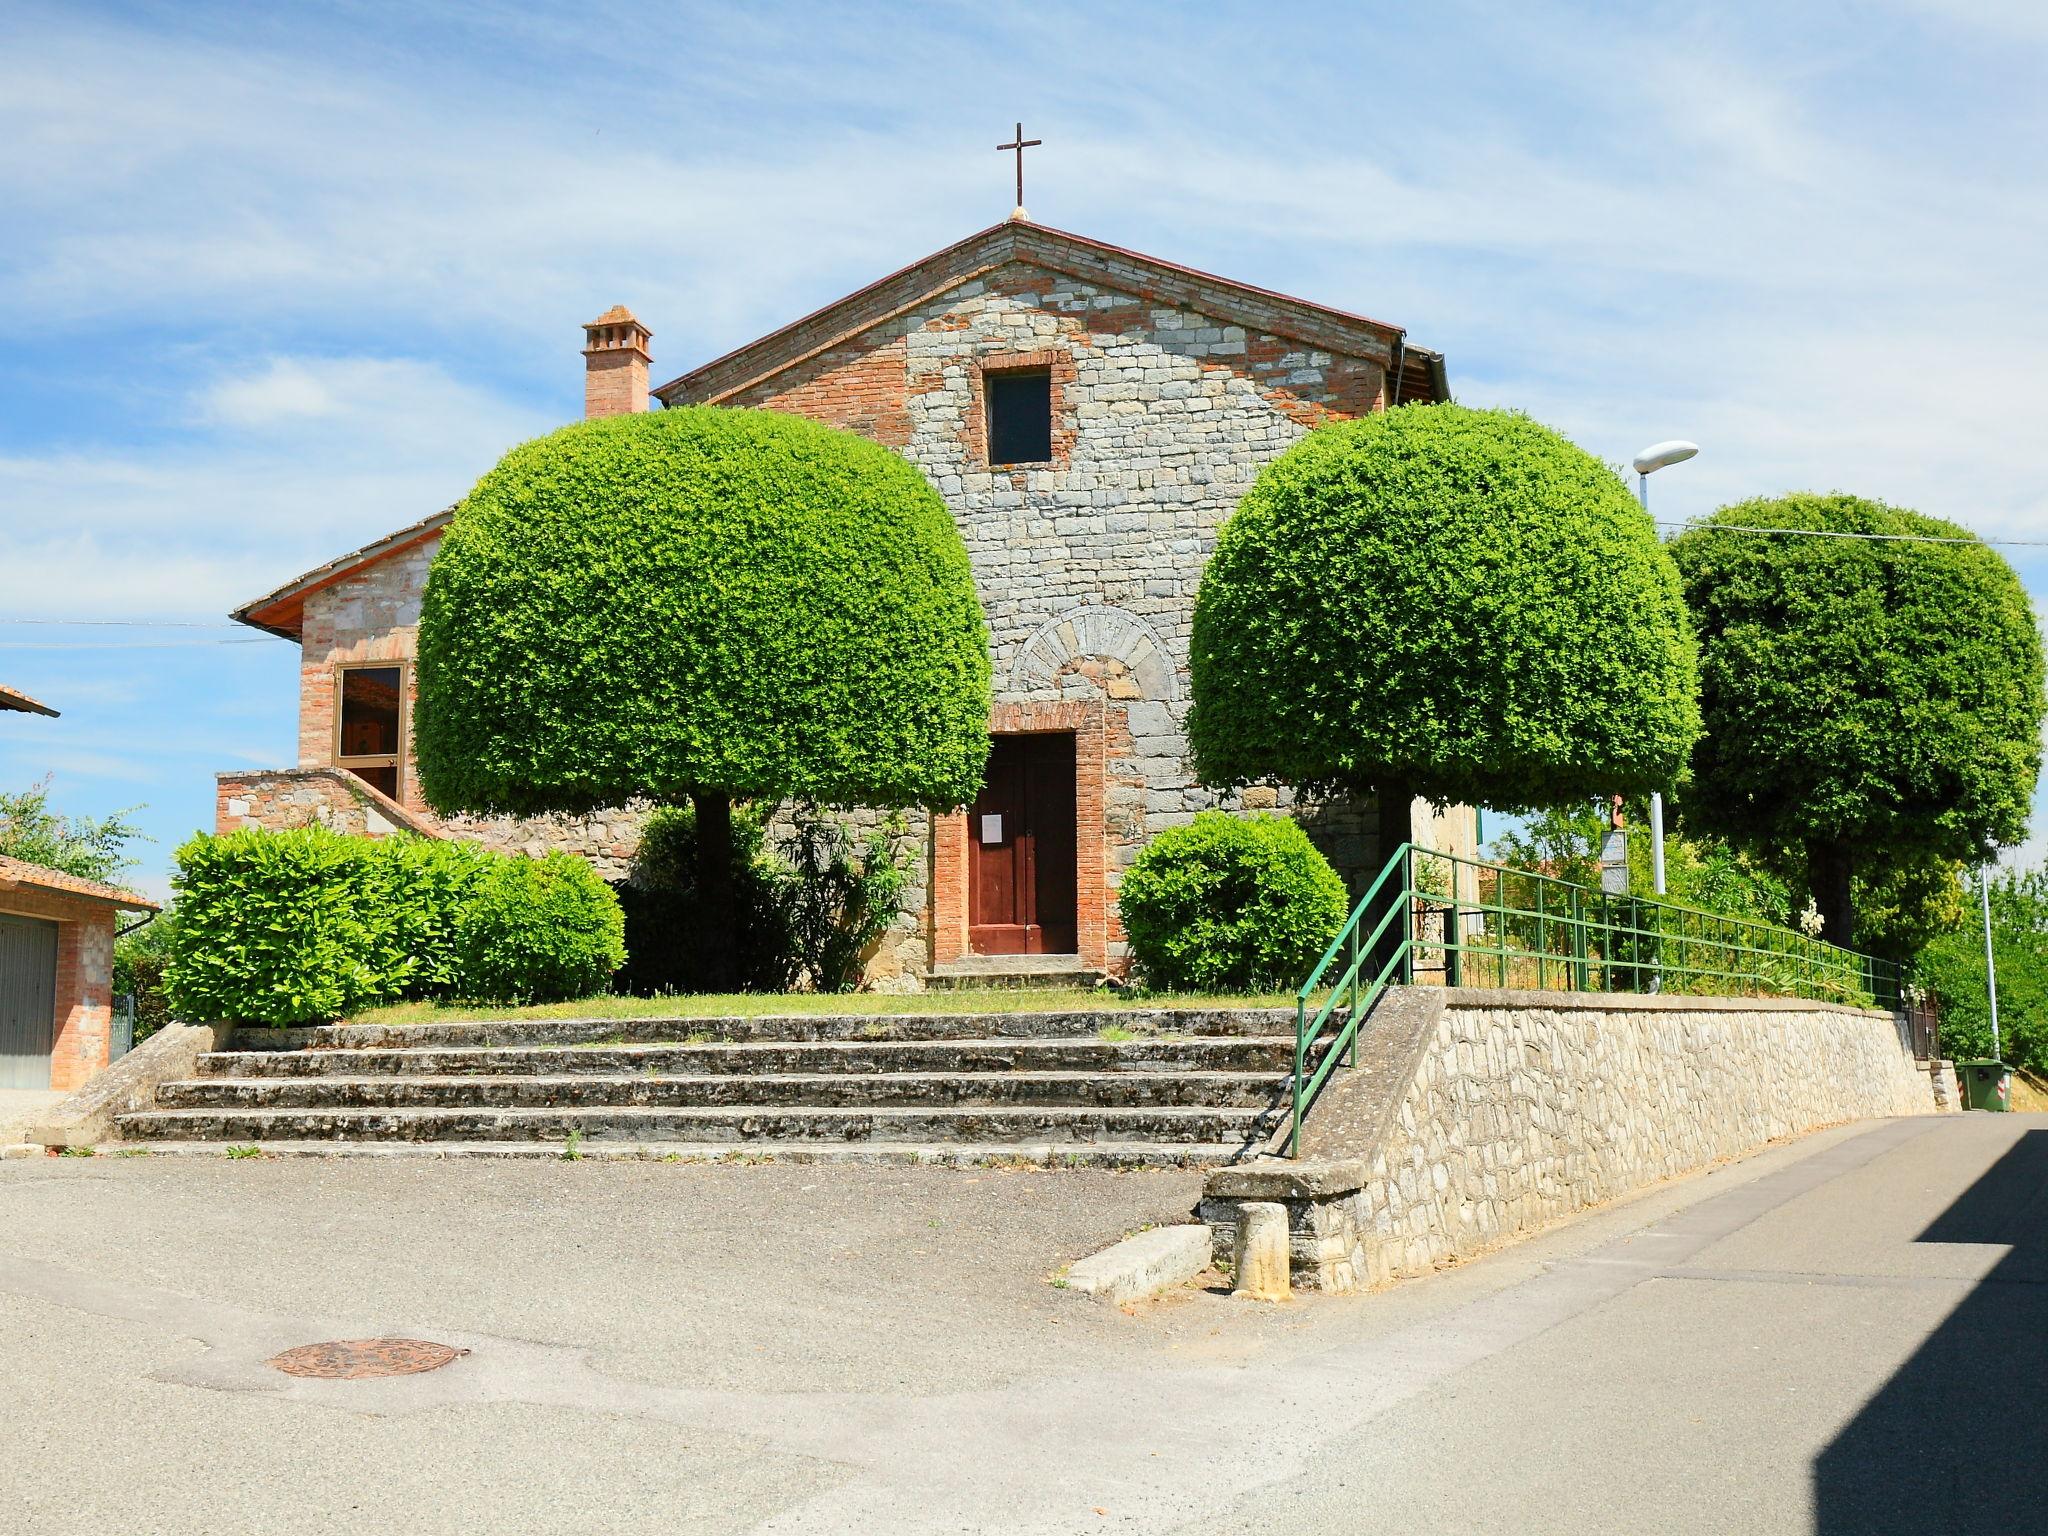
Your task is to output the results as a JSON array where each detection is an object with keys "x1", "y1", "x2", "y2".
[{"x1": 1289, "y1": 843, "x2": 1902, "y2": 1156}]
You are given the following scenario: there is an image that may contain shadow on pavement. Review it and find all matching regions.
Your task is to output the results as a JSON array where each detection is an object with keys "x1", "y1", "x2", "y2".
[{"x1": 1813, "y1": 1128, "x2": 2048, "y2": 1534}]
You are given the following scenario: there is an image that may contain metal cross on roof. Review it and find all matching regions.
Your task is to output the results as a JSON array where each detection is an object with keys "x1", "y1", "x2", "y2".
[{"x1": 997, "y1": 122, "x2": 1041, "y2": 215}]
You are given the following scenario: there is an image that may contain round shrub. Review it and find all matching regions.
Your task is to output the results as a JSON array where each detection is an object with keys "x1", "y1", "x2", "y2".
[
  {"x1": 451, "y1": 852, "x2": 627, "y2": 1004},
  {"x1": 414, "y1": 406, "x2": 992, "y2": 818},
  {"x1": 1118, "y1": 812, "x2": 1349, "y2": 992},
  {"x1": 1189, "y1": 404, "x2": 1698, "y2": 859},
  {"x1": 1671, "y1": 492, "x2": 2044, "y2": 946}
]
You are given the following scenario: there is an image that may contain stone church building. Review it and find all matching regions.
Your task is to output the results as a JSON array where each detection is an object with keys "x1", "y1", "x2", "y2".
[{"x1": 218, "y1": 218, "x2": 1476, "y2": 985}]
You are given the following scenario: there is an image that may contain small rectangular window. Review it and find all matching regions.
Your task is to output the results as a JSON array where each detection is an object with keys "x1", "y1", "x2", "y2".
[
  {"x1": 986, "y1": 368, "x2": 1052, "y2": 465},
  {"x1": 336, "y1": 664, "x2": 403, "y2": 799}
]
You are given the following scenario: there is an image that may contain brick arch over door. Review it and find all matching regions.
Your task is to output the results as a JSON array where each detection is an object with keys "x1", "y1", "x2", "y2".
[{"x1": 1008, "y1": 603, "x2": 1179, "y2": 702}]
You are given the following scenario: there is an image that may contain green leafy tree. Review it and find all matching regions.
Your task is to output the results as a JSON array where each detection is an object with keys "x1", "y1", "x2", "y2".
[
  {"x1": 1190, "y1": 405, "x2": 1699, "y2": 890},
  {"x1": 414, "y1": 407, "x2": 992, "y2": 986},
  {"x1": 1671, "y1": 494, "x2": 2044, "y2": 947},
  {"x1": 0, "y1": 777, "x2": 146, "y2": 883},
  {"x1": 1918, "y1": 867, "x2": 2048, "y2": 1071}
]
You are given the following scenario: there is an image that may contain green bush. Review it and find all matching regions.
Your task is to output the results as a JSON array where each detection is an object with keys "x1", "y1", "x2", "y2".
[
  {"x1": 1118, "y1": 812, "x2": 1349, "y2": 991},
  {"x1": 163, "y1": 828, "x2": 623, "y2": 1022},
  {"x1": 164, "y1": 827, "x2": 393, "y2": 1024},
  {"x1": 414, "y1": 406, "x2": 991, "y2": 818},
  {"x1": 778, "y1": 812, "x2": 911, "y2": 993},
  {"x1": 452, "y1": 852, "x2": 627, "y2": 1005},
  {"x1": 1190, "y1": 405, "x2": 1698, "y2": 865},
  {"x1": 1671, "y1": 492, "x2": 2044, "y2": 946},
  {"x1": 612, "y1": 804, "x2": 911, "y2": 995},
  {"x1": 612, "y1": 802, "x2": 793, "y2": 994}
]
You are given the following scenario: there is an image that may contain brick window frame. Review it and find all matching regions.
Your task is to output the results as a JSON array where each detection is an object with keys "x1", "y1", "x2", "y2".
[
  {"x1": 963, "y1": 348, "x2": 1076, "y2": 473},
  {"x1": 930, "y1": 699, "x2": 1109, "y2": 972}
]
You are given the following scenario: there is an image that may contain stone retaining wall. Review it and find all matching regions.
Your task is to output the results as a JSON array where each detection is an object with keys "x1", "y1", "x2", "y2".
[{"x1": 1201, "y1": 987, "x2": 1949, "y2": 1292}]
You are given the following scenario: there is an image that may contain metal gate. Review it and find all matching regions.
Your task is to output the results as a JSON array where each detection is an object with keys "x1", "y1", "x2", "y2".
[{"x1": 0, "y1": 913, "x2": 59, "y2": 1090}]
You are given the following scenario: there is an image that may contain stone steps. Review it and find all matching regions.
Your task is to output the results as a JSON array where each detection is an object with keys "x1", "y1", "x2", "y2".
[
  {"x1": 190, "y1": 1038, "x2": 1297, "y2": 1079},
  {"x1": 112, "y1": 1008, "x2": 1317, "y2": 1163},
  {"x1": 111, "y1": 1140, "x2": 1244, "y2": 1168},
  {"x1": 154, "y1": 1070, "x2": 1287, "y2": 1111},
  {"x1": 228, "y1": 1008, "x2": 1293, "y2": 1050},
  {"x1": 116, "y1": 1104, "x2": 1280, "y2": 1146}
]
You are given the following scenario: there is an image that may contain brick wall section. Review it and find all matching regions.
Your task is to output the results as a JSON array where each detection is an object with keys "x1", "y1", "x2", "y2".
[{"x1": 0, "y1": 889, "x2": 117, "y2": 1093}]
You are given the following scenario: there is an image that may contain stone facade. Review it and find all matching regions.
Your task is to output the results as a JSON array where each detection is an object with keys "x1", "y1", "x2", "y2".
[
  {"x1": 225, "y1": 223, "x2": 1467, "y2": 982},
  {"x1": 1201, "y1": 988, "x2": 1949, "y2": 1292},
  {"x1": 678, "y1": 246, "x2": 1469, "y2": 972}
]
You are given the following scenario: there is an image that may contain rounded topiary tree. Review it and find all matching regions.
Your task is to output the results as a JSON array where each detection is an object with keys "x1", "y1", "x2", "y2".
[
  {"x1": 1189, "y1": 404, "x2": 1700, "y2": 877},
  {"x1": 1670, "y1": 493, "x2": 2044, "y2": 948},
  {"x1": 1118, "y1": 812, "x2": 1349, "y2": 991},
  {"x1": 415, "y1": 407, "x2": 992, "y2": 985}
]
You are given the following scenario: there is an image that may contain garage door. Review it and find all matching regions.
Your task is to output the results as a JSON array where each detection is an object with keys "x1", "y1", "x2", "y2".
[{"x1": 0, "y1": 913, "x2": 58, "y2": 1089}]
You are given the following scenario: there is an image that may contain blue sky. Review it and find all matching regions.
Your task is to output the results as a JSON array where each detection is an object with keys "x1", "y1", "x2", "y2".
[{"x1": 2, "y1": 0, "x2": 2045, "y2": 898}]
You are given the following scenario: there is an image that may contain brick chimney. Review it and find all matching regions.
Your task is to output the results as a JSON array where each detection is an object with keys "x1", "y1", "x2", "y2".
[{"x1": 582, "y1": 305, "x2": 652, "y2": 418}]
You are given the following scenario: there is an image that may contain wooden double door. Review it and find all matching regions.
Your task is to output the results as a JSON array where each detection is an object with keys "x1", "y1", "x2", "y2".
[{"x1": 968, "y1": 733, "x2": 1078, "y2": 955}]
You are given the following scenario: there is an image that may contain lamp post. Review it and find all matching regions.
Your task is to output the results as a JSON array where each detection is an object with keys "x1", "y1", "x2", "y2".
[
  {"x1": 1632, "y1": 439, "x2": 1699, "y2": 896},
  {"x1": 1982, "y1": 865, "x2": 2003, "y2": 1061}
]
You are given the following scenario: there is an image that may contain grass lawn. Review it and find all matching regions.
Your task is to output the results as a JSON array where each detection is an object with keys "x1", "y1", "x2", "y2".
[{"x1": 348, "y1": 988, "x2": 1294, "y2": 1026}]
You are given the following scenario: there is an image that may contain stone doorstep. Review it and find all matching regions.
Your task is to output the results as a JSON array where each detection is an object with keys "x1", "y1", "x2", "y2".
[{"x1": 1064, "y1": 1224, "x2": 1214, "y2": 1304}]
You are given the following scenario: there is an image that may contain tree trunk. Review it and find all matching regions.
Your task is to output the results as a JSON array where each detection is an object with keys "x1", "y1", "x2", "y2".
[
  {"x1": 1367, "y1": 778, "x2": 1416, "y2": 983},
  {"x1": 692, "y1": 790, "x2": 738, "y2": 993},
  {"x1": 1807, "y1": 838, "x2": 1855, "y2": 951}
]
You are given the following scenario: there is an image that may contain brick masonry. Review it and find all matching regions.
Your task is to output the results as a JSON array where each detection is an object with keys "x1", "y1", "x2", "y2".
[{"x1": 0, "y1": 888, "x2": 118, "y2": 1093}]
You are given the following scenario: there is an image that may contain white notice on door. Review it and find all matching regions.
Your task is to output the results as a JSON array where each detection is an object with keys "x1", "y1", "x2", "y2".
[{"x1": 979, "y1": 814, "x2": 1003, "y2": 844}]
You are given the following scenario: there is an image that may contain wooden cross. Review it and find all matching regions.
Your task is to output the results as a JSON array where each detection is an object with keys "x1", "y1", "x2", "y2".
[{"x1": 997, "y1": 122, "x2": 1041, "y2": 211}]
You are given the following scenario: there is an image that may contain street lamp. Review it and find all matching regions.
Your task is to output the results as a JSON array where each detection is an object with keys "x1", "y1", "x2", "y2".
[
  {"x1": 1632, "y1": 440, "x2": 1699, "y2": 896},
  {"x1": 1981, "y1": 866, "x2": 2003, "y2": 1061}
]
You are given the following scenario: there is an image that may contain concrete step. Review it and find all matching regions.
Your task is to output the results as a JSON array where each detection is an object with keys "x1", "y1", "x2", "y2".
[
  {"x1": 114, "y1": 1103, "x2": 1280, "y2": 1147},
  {"x1": 224, "y1": 1007, "x2": 1303, "y2": 1053},
  {"x1": 105, "y1": 1139, "x2": 1252, "y2": 1168},
  {"x1": 154, "y1": 1070, "x2": 1290, "y2": 1112},
  {"x1": 195, "y1": 1037, "x2": 1299, "y2": 1079}
]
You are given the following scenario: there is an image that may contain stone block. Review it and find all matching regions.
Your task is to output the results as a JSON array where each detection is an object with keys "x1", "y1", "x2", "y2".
[{"x1": 1065, "y1": 1224, "x2": 1213, "y2": 1306}]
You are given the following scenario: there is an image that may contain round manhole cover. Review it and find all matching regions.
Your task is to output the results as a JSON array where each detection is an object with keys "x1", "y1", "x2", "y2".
[{"x1": 266, "y1": 1338, "x2": 469, "y2": 1380}]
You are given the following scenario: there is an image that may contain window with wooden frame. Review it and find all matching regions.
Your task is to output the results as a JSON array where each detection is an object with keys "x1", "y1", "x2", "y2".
[
  {"x1": 984, "y1": 365, "x2": 1053, "y2": 466},
  {"x1": 335, "y1": 663, "x2": 404, "y2": 800}
]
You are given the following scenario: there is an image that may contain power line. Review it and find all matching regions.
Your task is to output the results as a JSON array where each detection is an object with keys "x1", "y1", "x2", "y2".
[
  {"x1": 1656, "y1": 520, "x2": 2048, "y2": 549},
  {"x1": 0, "y1": 638, "x2": 276, "y2": 650},
  {"x1": 0, "y1": 618, "x2": 244, "y2": 628}
]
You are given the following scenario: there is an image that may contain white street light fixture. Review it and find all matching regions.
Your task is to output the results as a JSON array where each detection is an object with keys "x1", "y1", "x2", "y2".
[
  {"x1": 1633, "y1": 441, "x2": 1700, "y2": 476},
  {"x1": 1633, "y1": 439, "x2": 1701, "y2": 896}
]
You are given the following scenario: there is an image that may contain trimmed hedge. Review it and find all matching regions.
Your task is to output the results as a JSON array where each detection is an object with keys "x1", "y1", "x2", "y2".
[
  {"x1": 1189, "y1": 404, "x2": 1699, "y2": 813},
  {"x1": 162, "y1": 827, "x2": 623, "y2": 1023},
  {"x1": 1117, "y1": 812, "x2": 1349, "y2": 992},
  {"x1": 452, "y1": 852, "x2": 626, "y2": 1005},
  {"x1": 414, "y1": 406, "x2": 992, "y2": 818}
]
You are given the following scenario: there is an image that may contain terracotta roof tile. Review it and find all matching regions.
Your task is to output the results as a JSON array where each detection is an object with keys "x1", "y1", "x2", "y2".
[
  {"x1": 0, "y1": 683, "x2": 58, "y2": 717},
  {"x1": 0, "y1": 854, "x2": 157, "y2": 909}
]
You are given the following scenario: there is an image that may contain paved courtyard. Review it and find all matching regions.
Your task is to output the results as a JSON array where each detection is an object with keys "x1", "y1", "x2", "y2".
[{"x1": 2, "y1": 1117, "x2": 2040, "y2": 1534}]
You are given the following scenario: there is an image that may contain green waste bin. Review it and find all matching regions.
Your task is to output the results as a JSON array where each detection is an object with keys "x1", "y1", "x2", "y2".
[{"x1": 1959, "y1": 1060, "x2": 2011, "y2": 1112}]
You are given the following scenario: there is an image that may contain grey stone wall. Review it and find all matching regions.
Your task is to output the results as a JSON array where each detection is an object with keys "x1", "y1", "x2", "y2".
[{"x1": 1203, "y1": 988, "x2": 1948, "y2": 1291}]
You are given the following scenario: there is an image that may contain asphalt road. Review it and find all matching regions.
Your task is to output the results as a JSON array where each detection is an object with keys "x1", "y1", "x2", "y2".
[{"x1": 1, "y1": 1117, "x2": 2039, "y2": 1534}]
